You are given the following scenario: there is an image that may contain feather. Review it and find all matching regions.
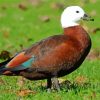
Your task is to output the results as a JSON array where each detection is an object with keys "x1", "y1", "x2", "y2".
[
  {"x1": 11, "y1": 57, "x2": 35, "y2": 71},
  {"x1": 6, "y1": 52, "x2": 31, "y2": 68}
]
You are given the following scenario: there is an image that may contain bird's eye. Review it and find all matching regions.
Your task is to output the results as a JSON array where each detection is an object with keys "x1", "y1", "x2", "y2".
[{"x1": 76, "y1": 11, "x2": 79, "y2": 13}]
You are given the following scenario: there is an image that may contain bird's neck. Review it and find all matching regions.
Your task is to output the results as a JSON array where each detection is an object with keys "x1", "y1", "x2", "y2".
[
  {"x1": 64, "y1": 25, "x2": 87, "y2": 37},
  {"x1": 64, "y1": 25, "x2": 91, "y2": 47}
]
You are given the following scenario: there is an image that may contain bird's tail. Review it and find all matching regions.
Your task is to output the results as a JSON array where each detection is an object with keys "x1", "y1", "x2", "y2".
[{"x1": 0, "y1": 58, "x2": 12, "y2": 74}]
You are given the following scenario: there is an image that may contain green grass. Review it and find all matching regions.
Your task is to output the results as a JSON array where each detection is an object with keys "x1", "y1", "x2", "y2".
[{"x1": 0, "y1": 0, "x2": 100, "y2": 99}]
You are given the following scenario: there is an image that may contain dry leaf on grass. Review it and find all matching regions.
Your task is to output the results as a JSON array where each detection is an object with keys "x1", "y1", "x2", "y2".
[
  {"x1": 18, "y1": 4, "x2": 28, "y2": 11},
  {"x1": 74, "y1": 76, "x2": 88, "y2": 85},
  {"x1": 1, "y1": 6, "x2": 7, "y2": 10},
  {"x1": 0, "y1": 50, "x2": 11, "y2": 60},
  {"x1": 92, "y1": 28, "x2": 100, "y2": 34},
  {"x1": 90, "y1": 0, "x2": 97, "y2": 3},
  {"x1": 1, "y1": 27, "x2": 10, "y2": 38},
  {"x1": 87, "y1": 49, "x2": 100, "y2": 60},
  {"x1": 29, "y1": 0, "x2": 42, "y2": 6},
  {"x1": 39, "y1": 16, "x2": 50, "y2": 22},
  {"x1": 51, "y1": 2, "x2": 65, "y2": 10},
  {"x1": 17, "y1": 89, "x2": 37, "y2": 96}
]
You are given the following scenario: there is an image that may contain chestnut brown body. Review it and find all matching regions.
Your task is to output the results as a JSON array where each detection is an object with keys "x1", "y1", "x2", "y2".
[{"x1": 5, "y1": 26, "x2": 91, "y2": 80}]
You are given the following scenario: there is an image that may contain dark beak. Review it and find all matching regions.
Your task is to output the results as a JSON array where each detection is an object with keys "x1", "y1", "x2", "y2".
[{"x1": 82, "y1": 14, "x2": 94, "y2": 21}]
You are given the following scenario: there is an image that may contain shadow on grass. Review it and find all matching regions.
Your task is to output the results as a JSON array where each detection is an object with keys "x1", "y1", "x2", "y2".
[{"x1": 32, "y1": 79, "x2": 94, "y2": 93}]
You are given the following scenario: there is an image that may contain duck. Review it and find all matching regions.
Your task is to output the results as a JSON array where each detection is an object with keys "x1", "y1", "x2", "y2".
[{"x1": 0, "y1": 6, "x2": 93, "y2": 91}]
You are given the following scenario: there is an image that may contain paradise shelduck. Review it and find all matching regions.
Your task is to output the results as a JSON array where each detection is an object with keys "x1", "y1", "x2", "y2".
[{"x1": 0, "y1": 6, "x2": 94, "y2": 91}]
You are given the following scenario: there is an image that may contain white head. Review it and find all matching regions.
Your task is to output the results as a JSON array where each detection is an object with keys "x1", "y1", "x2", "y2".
[{"x1": 61, "y1": 6, "x2": 88, "y2": 28}]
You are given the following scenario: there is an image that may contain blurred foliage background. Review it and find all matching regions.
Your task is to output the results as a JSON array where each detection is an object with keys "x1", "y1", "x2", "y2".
[
  {"x1": 0, "y1": 0, "x2": 99, "y2": 99},
  {"x1": 0, "y1": 0, "x2": 99, "y2": 53}
]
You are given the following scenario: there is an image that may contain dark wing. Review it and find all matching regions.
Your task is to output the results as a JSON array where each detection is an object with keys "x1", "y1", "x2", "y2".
[
  {"x1": 24, "y1": 35, "x2": 68, "y2": 72},
  {"x1": 5, "y1": 35, "x2": 67, "y2": 72},
  {"x1": 25, "y1": 35, "x2": 67, "y2": 57}
]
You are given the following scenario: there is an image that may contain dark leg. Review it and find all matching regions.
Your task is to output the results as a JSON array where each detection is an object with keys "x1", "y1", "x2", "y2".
[
  {"x1": 52, "y1": 77, "x2": 60, "y2": 91},
  {"x1": 47, "y1": 78, "x2": 52, "y2": 92}
]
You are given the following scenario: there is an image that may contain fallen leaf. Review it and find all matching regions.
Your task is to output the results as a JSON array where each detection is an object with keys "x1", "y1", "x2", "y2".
[
  {"x1": 29, "y1": 0, "x2": 42, "y2": 6},
  {"x1": 90, "y1": 0, "x2": 97, "y2": 3},
  {"x1": 3, "y1": 31, "x2": 10, "y2": 38},
  {"x1": 92, "y1": 28, "x2": 100, "y2": 34},
  {"x1": 17, "y1": 89, "x2": 37, "y2": 96},
  {"x1": 82, "y1": 0, "x2": 89, "y2": 3},
  {"x1": 0, "y1": 50, "x2": 11, "y2": 60},
  {"x1": 74, "y1": 76, "x2": 88, "y2": 85},
  {"x1": 1, "y1": 5, "x2": 7, "y2": 10},
  {"x1": 19, "y1": 44, "x2": 24, "y2": 50},
  {"x1": 39, "y1": 16, "x2": 50, "y2": 22},
  {"x1": 18, "y1": 4, "x2": 27, "y2": 11},
  {"x1": 51, "y1": 2, "x2": 65, "y2": 10},
  {"x1": 87, "y1": 49, "x2": 100, "y2": 60}
]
